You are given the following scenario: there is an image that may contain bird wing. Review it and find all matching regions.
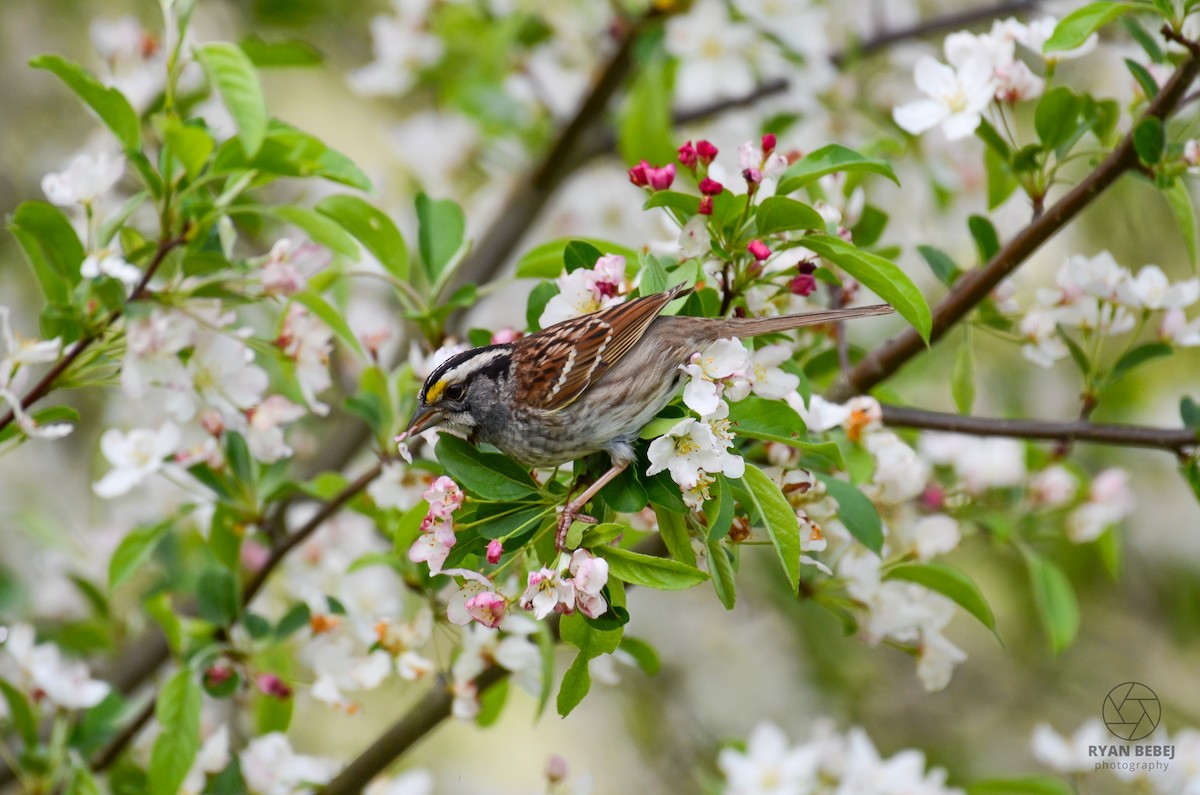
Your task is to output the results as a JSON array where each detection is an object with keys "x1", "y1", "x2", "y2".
[{"x1": 516, "y1": 283, "x2": 691, "y2": 411}]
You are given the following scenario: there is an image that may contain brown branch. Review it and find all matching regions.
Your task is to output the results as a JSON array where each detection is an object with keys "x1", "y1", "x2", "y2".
[
  {"x1": 0, "y1": 235, "x2": 184, "y2": 435},
  {"x1": 828, "y1": 31, "x2": 1200, "y2": 402},
  {"x1": 881, "y1": 404, "x2": 1198, "y2": 454}
]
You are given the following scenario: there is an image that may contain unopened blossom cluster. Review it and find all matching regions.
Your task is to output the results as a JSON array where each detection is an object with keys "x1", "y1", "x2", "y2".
[
  {"x1": 1033, "y1": 720, "x2": 1200, "y2": 793},
  {"x1": 719, "y1": 721, "x2": 962, "y2": 795},
  {"x1": 407, "y1": 475, "x2": 466, "y2": 574},
  {"x1": 1018, "y1": 250, "x2": 1200, "y2": 368},
  {"x1": 894, "y1": 16, "x2": 1097, "y2": 140}
]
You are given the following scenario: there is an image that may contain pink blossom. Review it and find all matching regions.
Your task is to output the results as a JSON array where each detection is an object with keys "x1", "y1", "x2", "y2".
[
  {"x1": 699, "y1": 177, "x2": 723, "y2": 196},
  {"x1": 743, "y1": 167, "x2": 762, "y2": 186},
  {"x1": 422, "y1": 475, "x2": 464, "y2": 519},
  {"x1": 520, "y1": 568, "x2": 575, "y2": 619},
  {"x1": 696, "y1": 140, "x2": 718, "y2": 164},
  {"x1": 748, "y1": 240, "x2": 771, "y2": 261},
  {"x1": 464, "y1": 592, "x2": 508, "y2": 628},
  {"x1": 646, "y1": 162, "x2": 675, "y2": 190},
  {"x1": 569, "y1": 550, "x2": 609, "y2": 619},
  {"x1": 408, "y1": 523, "x2": 456, "y2": 574},
  {"x1": 486, "y1": 539, "x2": 503, "y2": 564}
]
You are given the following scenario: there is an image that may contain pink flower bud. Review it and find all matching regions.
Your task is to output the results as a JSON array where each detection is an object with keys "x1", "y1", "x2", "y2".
[
  {"x1": 696, "y1": 140, "x2": 718, "y2": 164},
  {"x1": 761, "y1": 133, "x2": 777, "y2": 154},
  {"x1": 789, "y1": 274, "x2": 816, "y2": 296},
  {"x1": 241, "y1": 539, "x2": 270, "y2": 572},
  {"x1": 204, "y1": 665, "x2": 235, "y2": 689},
  {"x1": 747, "y1": 260, "x2": 764, "y2": 277},
  {"x1": 486, "y1": 539, "x2": 503, "y2": 564},
  {"x1": 920, "y1": 484, "x2": 946, "y2": 511},
  {"x1": 698, "y1": 196, "x2": 714, "y2": 215},
  {"x1": 646, "y1": 163, "x2": 676, "y2": 191},
  {"x1": 490, "y1": 328, "x2": 522, "y2": 344},
  {"x1": 546, "y1": 755, "x2": 569, "y2": 784},
  {"x1": 748, "y1": 240, "x2": 771, "y2": 261},
  {"x1": 627, "y1": 162, "x2": 649, "y2": 187},
  {"x1": 677, "y1": 140, "x2": 698, "y2": 168},
  {"x1": 255, "y1": 673, "x2": 292, "y2": 699},
  {"x1": 698, "y1": 177, "x2": 723, "y2": 196},
  {"x1": 742, "y1": 167, "x2": 762, "y2": 186}
]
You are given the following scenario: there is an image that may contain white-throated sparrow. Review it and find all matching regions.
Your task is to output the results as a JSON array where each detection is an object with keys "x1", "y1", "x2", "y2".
[{"x1": 406, "y1": 283, "x2": 892, "y2": 547}]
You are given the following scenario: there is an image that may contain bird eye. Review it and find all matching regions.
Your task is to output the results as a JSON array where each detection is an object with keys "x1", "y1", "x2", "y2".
[{"x1": 444, "y1": 383, "x2": 465, "y2": 401}]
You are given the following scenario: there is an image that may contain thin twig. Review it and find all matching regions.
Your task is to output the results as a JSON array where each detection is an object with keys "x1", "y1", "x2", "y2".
[
  {"x1": 828, "y1": 32, "x2": 1200, "y2": 401},
  {"x1": 0, "y1": 235, "x2": 184, "y2": 434},
  {"x1": 881, "y1": 404, "x2": 1198, "y2": 454}
]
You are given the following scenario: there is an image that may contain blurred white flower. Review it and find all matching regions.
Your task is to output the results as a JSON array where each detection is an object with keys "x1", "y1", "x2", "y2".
[
  {"x1": 1030, "y1": 465, "x2": 1078, "y2": 507},
  {"x1": 864, "y1": 432, "x2": 929, "y2": 504},
  {"x1": 1116, "y1": 264, "x2": 1200, "y2": 310},
  {"x1": 304, "y1": 632, "x2": 393, "y2": 713},
  {"x1": 181, "y1": 725, "x2": 230, "y2": 795},
  {"x1": 240, "y1": 732, "x2": 338, "y2": 795},
  {"x1": 260, "y1": 238, "x2": 328, "y2": 296},
  {"x1": 1160, "y1": 308, "x2": 1200, "y2": 346},
  {"x1": 718, "y1": 721, "x2": 820, "y2": 795},
  {"x1": 185, "y1": 331, "x2": 270, "y2": 422},
  {"x1": 364, "y1": 770, "x2": 435, "y2": 795},
  {"x1": 81, "y1": 246, "x2": 141, "y2": 285},
  {"x1": 368, "y1": 463, "x2": 433, "y2": 511},
  {"x1": 93, "y1": 422, "x2": 180, "y2": 498},
  {"x1": 0, "y1": 624, "x2": 110, "y2": 710},
  {"x1": 907, "y1": 514, "x2": 961, "y2": 560},
  {"x1": 347, "y1": 0, "x2": 443, "y2": 97},
  {"x1": 1032, "y1": 720, "x2": 1108, "y2": 773},
  {"x1": 679, "y1": 215, "x2": 711, "y2": 259},
  {"x1": 666, "y1": 0, "x2": 757, "y2": 107},
  {"x1": 243, "y1": 395, "x2": 307, "y2": 462},
  {"x1": 41, "y1": 152, "x2": 124, "y2": 206},
  {"x1": 281, "y1": 304, "x2": 334, "y2": 416},
  {"x1": 918, "y1": 433, "x2": 1025, "y2": 494},
  {"x1": 0, "y1": 306, "x2": 61, "y2": 381},
  {"x1": 1067, "y1": 468, "x2": 1135, "y2": 543}
]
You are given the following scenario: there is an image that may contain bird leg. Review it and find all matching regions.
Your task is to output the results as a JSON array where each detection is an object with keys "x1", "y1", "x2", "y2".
[{"x1": 556, "y1": 460, "x2": 629, "y2": 550}]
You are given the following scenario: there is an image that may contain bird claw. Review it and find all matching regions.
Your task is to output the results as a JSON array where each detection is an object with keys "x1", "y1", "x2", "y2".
[{"x1": 555, "y1": 507, "x2": 597, "y2": 551}]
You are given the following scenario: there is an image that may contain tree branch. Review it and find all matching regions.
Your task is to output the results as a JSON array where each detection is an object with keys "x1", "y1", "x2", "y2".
[
  {"x1": 0, "y1": 234, "x2": 184, "y2": 435},
  {"x1": 881, "y1": 404, "x2": 1198, "y2": 454},
  {"x1": 828, "y1": 31, "x2": 1200, "y2": 402}
]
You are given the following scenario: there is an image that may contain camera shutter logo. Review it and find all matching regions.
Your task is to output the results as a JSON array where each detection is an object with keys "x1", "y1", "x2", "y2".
[{"x1": 1103, "y1": 683, "x2": 1161, "y2": 741}]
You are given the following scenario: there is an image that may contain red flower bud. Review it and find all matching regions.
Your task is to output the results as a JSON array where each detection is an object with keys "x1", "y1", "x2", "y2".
[
  {"x1": 677, "y1": 140, "x2": 698, "y2": 168},
  {"x1": 748, "y1": 240, "x2": 771, "y2": 261},
  {"x1": 646, "y1": 163, "x2": 675, "y2": 191},
  {"x1": 761, "y1": 133, "x2": 777, "y2": 154},
  {"x1": 797, "y1": 260, "x2": 817, "y2": 275},
  {"x1": 698, "y1": 177, "x2": 723, "y2": 196},
  {"x1": 696, "y1": 139, "x2": 718, "y2": 164},
  {"x1": 742, "y1": 167, "x2": 762, "y2": 186},
  {"x1": 627, "y1": 161, "x2": 649, "y2": 187},
  {"x1": 698, "y1": 196, "x2": 714, "y2": 215},
  {"x1": 255, "y1": 673, "x2": 292, "y2": 699}
]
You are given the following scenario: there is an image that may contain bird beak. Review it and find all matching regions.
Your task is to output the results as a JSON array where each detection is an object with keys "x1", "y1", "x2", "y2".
[{"x1": 405, "y1": 404, "x2": 443, "y2": 436}]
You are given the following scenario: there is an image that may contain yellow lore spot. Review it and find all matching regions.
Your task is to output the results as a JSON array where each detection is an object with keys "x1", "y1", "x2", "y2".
[{"x1": 425, "y1": 379, "x2": 447, "y2": 403}]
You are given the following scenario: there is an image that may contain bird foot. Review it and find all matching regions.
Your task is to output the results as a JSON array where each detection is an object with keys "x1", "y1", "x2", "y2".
[{"x1": 555, "y1": 506, "x2": 597, "y2": 551}]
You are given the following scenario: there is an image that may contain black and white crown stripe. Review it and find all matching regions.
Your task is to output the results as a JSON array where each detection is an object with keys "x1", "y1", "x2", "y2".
[{"x1": 420, "y1": 345, "x2": 512, "y2": 402}]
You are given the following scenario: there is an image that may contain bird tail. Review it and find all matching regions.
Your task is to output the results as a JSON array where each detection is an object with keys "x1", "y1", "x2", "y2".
[{"x1": 714, "y1": 303, "x2": 894, "y2": 337}]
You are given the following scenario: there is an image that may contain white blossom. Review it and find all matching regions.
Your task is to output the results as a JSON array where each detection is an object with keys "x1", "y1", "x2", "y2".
[
  {"x1": 93, "y1": 422, "x2": 181, "y2": 498},
  {"x1": 41, "y1": 152, "x2": 124, "y2": 206},
  {"x1": 666, "y1": 0, "x2": 758, "y2": 107},
  {"x1": 718, "y1": 721, "x2": 820, "y2": 795},
  {"x1": 0, "y1": 624, "x2": 111, "y2": 710},
  {"x1": 81, "y1": 247, "x2": 142, "y2": 285},
  {"x1": 893, "y1": 44, "x2": 996, "y2": 140},
  {"x1": 240, "y1": 732, "x2": 338, "y2": 795}
]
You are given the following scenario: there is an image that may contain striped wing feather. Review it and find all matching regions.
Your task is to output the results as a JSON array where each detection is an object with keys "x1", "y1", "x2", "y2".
[{"x1": 516, "y1": 283, "x2": 690, "y2": 411}]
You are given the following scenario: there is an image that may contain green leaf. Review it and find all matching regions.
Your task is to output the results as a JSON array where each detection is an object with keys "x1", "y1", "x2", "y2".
[
  {"x1": 776, "y1": 144, "x2": 899, "y2": 195},
  {"x1": 975, "y1": 118, "x2": 1011, "y2": 160},
  {"x1": 1122, "y1": 17, "x2": 1166, "y2": 63},
  {"x1": 756, "y1": 197, "x2": 827, "y2": 235},
  {"x1": 1109, "y1": 341, "x2": 1173, "y2": 383},
  {"x1": 593, "y1": 546, "x2": 707, "y2": 590},
  {"x1": 707, "y1": 540, "x2": 737, "y2": 610},
  {"x1": 197, "y1": 567, "x2": 239, "y2": 627},
  {"x1": 267, "y1": 205, "x2": 358, "y2": 258},
  {"x1": 617, "y1": 57, "x2": 675, "y2": 166},
  {"x1": 1164, "y1": 180, "x2": 1199, "y2": 270},
  {"x1": 212, "y1": 122, "x2": 370, "y2": 189},
  {"x1": 800, "y1": 235, "x2": 932, "y2": 342},
  {"x1": 816, "y1": 474, "x2": 883, "y2": 554},
  {"x1": 435, "y1": 434, "x2": 539, "y2": 501},
  {"x1": 1133, "y1": 117, "x2": 1164, "y2": 165},
  {"x1": 985, "y1": 146, "x2": 1019, "y2": 210},
  {"x1": 108, "y1": 518, "x2": 174, "y2": 591},
  {"x1": 1126, "y1": 58, "x2": 1160, "y2": 100},
  {"x1": 475, "y1": 676, "x2": 508, "y2": 727},
  {"x1": 293, "y1": 289, "x2": 366, "y2": 358},
  {"x1": 968, "y1": 215, "x2": 1001, "y2": 263},
  {"x1": 515, "y1": 238, "x2": 638, "y2": 279},
  {"x1": 9, "y1": 201, "x2": 85, "y2": 308},
  {"x1": 145, "y1": 592, "x2": 184, "y2": 653},
  {"x1": 739, "y1": 465, "x2": 802, "y2": 592},
  {"x1": 1034, "y1": 86, "x2": 1083, "y2": 151},
  {"x1": 952, "y1": 327, "x2": 976, "y2": 414},
  {"x1": 238, "y1": 36, "x2": 324, "y2": 68},
  {"x1": 162, "y1": 122, "x2": 214, "y2": 182},
  {"x1": 1043, "y1": 3, "x2": 1140, "y2": 53},
  {"x1": 642, "y1": 191, "x2": 701, "y2": 217},
  {"x1": 917, "y1": 245, "x2": 962, "y2": 288},
  {"x1": 30, "y1": 55, "x2": 140, "y2": 149},
  {"x1": 703, "y1": 474, "x2": 735, "y2": 542},
  {"x1": 653, "y1": 505, "x2": 696, "y2": 565},
  {"x1": 315, "y1": 195, "x2": 408, "y2": 278},
  {"x1": 225, "y1": 431, "x2": 255, "y2": 489},
  {"x1": 618, "y1": 637, "x2": 661, "y2": 676},
  {"x1": 563, "y1": 240, "x2": 603, "y2": 272},
  {"x1": 195, "y1": 43, "x2": 267, "y2": 157},
  {"x1": 557, "y1": 651, "x2": 592, "y2": 717},
  {"x1": 148, "y1": 668, "x2": 202, "y2": 795},
  {"x1": 727, "y1": 395, "x2": 806, "y2": 442},
  {"x1": 886, "y1": 562, "x2": 999, "y2": 638},
  {"x1": 416, "y1": 193, "x2": 466, "y2": 283},
  {"x1": 0, "y1": 678, "x2": 38, "y2": 747},
  {"x1": 1182, "y1": 396, "x2": 1200, "y2": 428},
  {"x1": 525, "y1": 280, "x2": 558, "y2": 332},
  {"x1": 1023, "y1": 549, "x2": 1080, "y2": 654},
  {"x1": 967, "y1": 777, "x2": 1074, "y2": 795},
  {"x1": 476, "y1": 505, "x2": 547, "y2": 540}
]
